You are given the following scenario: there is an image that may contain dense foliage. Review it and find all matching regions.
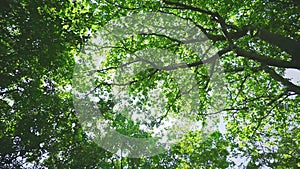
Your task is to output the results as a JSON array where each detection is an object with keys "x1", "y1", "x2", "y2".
[{"x1": 1, "y1": 0, "x2": 299, "y2": 168}]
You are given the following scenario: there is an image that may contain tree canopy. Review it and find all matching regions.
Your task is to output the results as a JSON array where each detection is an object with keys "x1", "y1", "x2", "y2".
[{"x1": 1, "y1": 0, "x2": 299, "y2": 168}]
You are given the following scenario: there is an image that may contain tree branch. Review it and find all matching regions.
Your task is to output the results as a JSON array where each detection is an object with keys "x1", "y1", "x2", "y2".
[
  {"x1": 235, "y1": 47, "x2": 299, "y2": 69},
  {"x1": 163, "y1": 0, "x2": 216, "y2": 16},
  {"x1": 255, "y1": 29, "x2": 300, "y2": 64},
  {"x1": 262, "y1": 65, "x2": 300, "y2": 94}
]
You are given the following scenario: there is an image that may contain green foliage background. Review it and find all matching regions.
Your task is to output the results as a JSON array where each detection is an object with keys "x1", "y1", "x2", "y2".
[{"x1": 0, "y1": 0, "x2": 299, "y2": 168}]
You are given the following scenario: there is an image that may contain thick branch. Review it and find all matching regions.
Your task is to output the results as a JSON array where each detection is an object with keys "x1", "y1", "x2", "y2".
[
  {"x1": 262, "y1": 65, "x2": 300, "y2": 94},
  {"x1": 256, "y1": 29, "x2": 300, "y2": 64},
  {"x1": 235, "y1": 47, "x2": 300, "y2": 69},
  {"x1": 162, "y1": 1, "x2": 300, "y2": 67}
]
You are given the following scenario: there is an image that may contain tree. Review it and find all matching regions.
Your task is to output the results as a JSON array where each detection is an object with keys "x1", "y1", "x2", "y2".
[
  {"x1": 1, "y1": 0, "x2": 111, "y2": 168},
  {"x1": 1, "y1": 0, "x2": 299, "y2": 168}
]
